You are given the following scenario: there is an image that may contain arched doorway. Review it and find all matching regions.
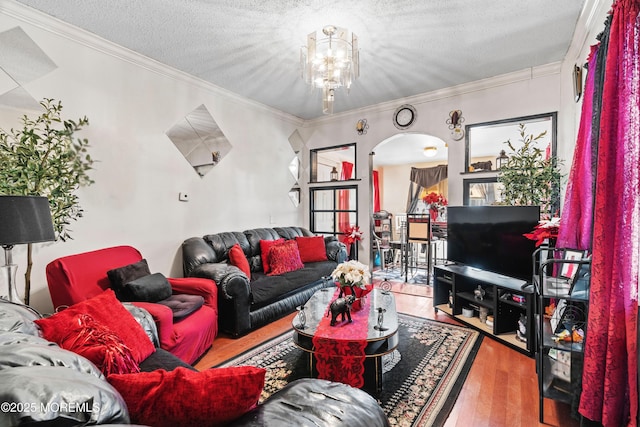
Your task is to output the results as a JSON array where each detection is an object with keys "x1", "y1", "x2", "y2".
[{"x1": 369, "y1": 132, "x2": 448, "y2": 280}]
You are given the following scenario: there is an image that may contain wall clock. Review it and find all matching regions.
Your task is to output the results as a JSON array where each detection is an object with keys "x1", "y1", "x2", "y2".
[{"x1": 393, "y1": 104, "x2": 417, "y2": 130}]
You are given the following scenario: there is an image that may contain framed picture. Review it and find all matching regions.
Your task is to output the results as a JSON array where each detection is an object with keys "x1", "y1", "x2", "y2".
[{"x1": 560, "y1": 249, "x2": 585, "y2": 281}]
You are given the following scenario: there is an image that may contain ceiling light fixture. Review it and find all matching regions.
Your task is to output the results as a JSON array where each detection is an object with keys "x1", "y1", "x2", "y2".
[
  {"x1": 301, "y1": 25, "x2": 359, "y2": 115},
  {"x1": 423, "y1": 146, "x2": 438, "y2": 158}
]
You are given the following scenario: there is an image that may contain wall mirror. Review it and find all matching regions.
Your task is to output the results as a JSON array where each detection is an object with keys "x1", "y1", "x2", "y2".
[
  {"x1": 310, "y1": 143, "x2": 356, "y2": 183},
  {"x1": 464, "y1": 112, "x2": 557, "y2": 173},
  {"x1": 166, "y1": 104, "x2": 232, "y2": 177}
]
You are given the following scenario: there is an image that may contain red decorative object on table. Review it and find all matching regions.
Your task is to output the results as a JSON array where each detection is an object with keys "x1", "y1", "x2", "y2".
[{"x1": 340, "y1": 283, "x2": 373, "y2": 311}]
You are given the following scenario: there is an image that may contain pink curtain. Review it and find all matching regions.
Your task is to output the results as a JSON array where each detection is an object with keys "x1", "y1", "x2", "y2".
[
  {"x1": 372, "y1": 170, "x2": 380, "y2": 214},
  {"x1": 556, "y1": 46, "x2": 597, "y2": 251},
  {"x1": 338, "y1": 162, "x2": 354, "y2": 248},
  {"x1": 579, "y1": 1, "x2": 639, "y2": 425}
]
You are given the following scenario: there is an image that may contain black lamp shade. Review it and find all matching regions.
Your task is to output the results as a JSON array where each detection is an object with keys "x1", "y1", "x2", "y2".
[{"x1": 0, "y1": 196, "x2": 56, "y2": 246}]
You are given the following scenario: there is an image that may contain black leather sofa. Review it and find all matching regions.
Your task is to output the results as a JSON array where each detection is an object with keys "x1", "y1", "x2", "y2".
[
  {"x1": 0, "y1": 299, "x2": 389, "y2": 426},
  {"x1": 182, "y1": 226, "x2": 347, "y2": 337}
]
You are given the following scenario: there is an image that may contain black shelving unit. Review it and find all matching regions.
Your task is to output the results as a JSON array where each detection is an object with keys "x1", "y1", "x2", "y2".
[
  {"x1": 434, "y1": 264, "x2": 535, "y2": 355},
  {"x1": 533, "y1": 248, "x2": 591, "y2": 425}
]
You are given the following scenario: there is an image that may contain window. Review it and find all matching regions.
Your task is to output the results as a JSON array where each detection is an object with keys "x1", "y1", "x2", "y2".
[{"x1": 309, "y1": 185, "x2": 358, "y2": 254}]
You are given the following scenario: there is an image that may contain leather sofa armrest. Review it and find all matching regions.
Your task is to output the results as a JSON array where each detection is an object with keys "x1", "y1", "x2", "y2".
[
  {"x1": 325, "y1": 238, "x2": 348, "y2": 263},
  {"x1": 182, "y1": 237, "x2": 218, "y2": 276},
  {"x1": 167, "y1": 277, "x2": 218, "y2": 308},
  {"x1": 131, "y1": 302, "x2": 176, "y2": 351},
  {"x1": 229, "y1": 378, "x2": 390, "y2": 427},
  {"x1": 188, "y1": 263, "x2": 250, "y2": 300},
  {"x1": 187, "y1": 262, "x2": 251, "y2": 336}
]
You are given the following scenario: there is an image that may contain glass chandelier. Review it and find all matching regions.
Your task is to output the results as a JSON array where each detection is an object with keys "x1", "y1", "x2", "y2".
[{"x1": 301, "y1": 25, "x2": 359, "y2": 114}]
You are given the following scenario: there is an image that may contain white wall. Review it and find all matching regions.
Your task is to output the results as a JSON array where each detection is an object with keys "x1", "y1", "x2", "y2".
[{"x1": 0, "y1": 5, "x2": 305, "y2": 313}]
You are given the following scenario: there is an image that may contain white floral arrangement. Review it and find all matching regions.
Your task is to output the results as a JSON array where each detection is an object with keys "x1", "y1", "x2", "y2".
[{"x1": 330, "y1": 260, "x2": 371, "y2": 289}]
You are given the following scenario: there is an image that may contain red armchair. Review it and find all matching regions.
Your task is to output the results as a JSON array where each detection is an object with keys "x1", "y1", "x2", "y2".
[{"x1": 45, "y1": 245, "x2": 218, "y2": 364}]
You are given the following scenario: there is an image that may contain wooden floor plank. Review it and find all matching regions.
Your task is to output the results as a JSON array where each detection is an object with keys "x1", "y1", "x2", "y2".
[{"x1": 193, "y1": 283, "x2": 579, "y2": 427}]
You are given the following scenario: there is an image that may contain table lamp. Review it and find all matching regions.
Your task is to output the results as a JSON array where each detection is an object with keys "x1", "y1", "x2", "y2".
[{"x1": 0, "y1": 195, "x2": 55, "y2": 304}]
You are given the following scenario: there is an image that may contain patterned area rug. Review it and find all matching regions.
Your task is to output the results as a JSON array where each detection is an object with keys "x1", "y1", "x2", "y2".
[
  {"x1": 373, "y1": 266, "x2": 431, "y2": 285},
  {"x1": 216, "y1": 314, "x2": 483, "y2": 427}
]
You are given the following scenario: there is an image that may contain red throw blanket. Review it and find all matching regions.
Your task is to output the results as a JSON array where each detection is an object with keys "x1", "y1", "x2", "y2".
[{"x1": 312, "y1": 288, "x2": 370, "y2": 388}]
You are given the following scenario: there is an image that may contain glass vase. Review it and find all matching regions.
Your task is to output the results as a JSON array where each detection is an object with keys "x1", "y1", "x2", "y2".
[{"x1": 0, "y1": 264, "x2": 21, "y2": 304}]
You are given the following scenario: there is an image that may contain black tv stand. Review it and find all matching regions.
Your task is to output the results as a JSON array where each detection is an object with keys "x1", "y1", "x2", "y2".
[{"x1": 433, "y1": 264, "x2": 535, "y2": 356}]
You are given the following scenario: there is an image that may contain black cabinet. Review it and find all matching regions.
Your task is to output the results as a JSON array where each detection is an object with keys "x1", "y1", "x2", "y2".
[
  {"x1": 533, "y1": 248, "x2": 590, "y2": 424},
  {"x1": 434, "y1": 264, "x2": 535, "y2": 355}
]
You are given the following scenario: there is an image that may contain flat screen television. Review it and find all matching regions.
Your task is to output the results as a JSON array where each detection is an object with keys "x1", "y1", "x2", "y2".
[{"x1": 446, "y1": 205, "x2": 540, "y2": 280}]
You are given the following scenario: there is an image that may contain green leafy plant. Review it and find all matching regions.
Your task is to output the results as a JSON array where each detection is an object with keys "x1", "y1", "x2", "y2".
[
  {"x1": 497, "y1": 123, "x2": 562, "y2": 217},
  {"x1": 0, "y1": 98, "x2": 94, "y2": 304}
]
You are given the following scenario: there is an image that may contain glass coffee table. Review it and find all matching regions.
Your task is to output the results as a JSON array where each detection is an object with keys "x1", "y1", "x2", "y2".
[{"x1": 292, "y1": 287, "x2": 398, "y2": 394}]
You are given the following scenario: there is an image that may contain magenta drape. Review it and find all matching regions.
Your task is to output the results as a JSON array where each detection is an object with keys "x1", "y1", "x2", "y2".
[
  {"x1": 372, "y1": 170, "x2": 380, "y2": 214},
  {"x1": 338, "y1": 162, "x2": 354, "y2": 248},
  {"x1": 556, "y1": 46, "x2": 597, "y2": 251},
  {"x1": 579, "y1": 1, "x2": 639, "y2": 425}
]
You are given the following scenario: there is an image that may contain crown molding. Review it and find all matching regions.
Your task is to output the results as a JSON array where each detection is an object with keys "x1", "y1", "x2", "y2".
[
  {"x1": 0, "y1": 0, "x2": 304, "y2": 126},
  {"x1": 565, "y1": 0, "x2": 612, "y2": 63},
  {"x1": 305, "y1": 62, "x2": 562, "y2": 127}
]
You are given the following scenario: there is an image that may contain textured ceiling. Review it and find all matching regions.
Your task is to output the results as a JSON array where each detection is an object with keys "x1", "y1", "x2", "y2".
[{"x1": 13, "y1": 0, "x2": 586, "y2": 120}]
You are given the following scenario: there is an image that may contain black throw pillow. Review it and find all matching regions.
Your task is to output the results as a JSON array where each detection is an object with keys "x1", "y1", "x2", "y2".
[
  {"x1": 123, "y1": 273, "x2": 173, "y2": 303},
  {"x1": 107, "y1": 259, "x2": 151, "y2": 299}
]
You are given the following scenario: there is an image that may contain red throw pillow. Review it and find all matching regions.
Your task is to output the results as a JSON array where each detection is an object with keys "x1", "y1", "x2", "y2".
[
  {"x1": 55, "y1": 313, "x2": 140, "y2": 375},
  {"x1": 35, "y1": 289, "x2": 154, "y2": 364},
  {"x1": 295, "y1": 236, "x2": 328, "y2": 263},
  {"x1": 259, "y1": 238, "x2": 284, "y2": 273},
  {"x1": 267, "y1": 240, "x2": 304, "y2": 276},
  {"x1": 229, "y1": 243, "x2": 251, "y2": 277},
  {"x1": 108, "y1": 366, "x2": 266, "y2": 427}
]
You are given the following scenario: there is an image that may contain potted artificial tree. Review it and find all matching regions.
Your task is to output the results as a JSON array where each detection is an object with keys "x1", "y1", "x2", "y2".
[
  {"x1": 0, "y1": 98, "x2": 94, "y2": 305},
  {"x1": 497, "y1": 123, "x2": 562, "y2": 218}
]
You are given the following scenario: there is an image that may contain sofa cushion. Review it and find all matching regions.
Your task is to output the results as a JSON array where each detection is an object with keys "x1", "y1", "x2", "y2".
[
  {"x1": 122, "y1": 272, "x2": 172, "y2": 302},
  {"x1": 108, "y1": 366, "x2": 266, "y2": 427},
  {"x1": 0, "y1": 366, "x2": 130, "y2": 426},
  {"x1": 0, "y1": 301, "x2": 41, "y2": 336},
  {"x1": 229, "y1": 243, "x2": 251, "y2": 277},
  {"x1": 295, "y1": 235, "x2": 328, "y2": 263},
  {"x1": 35, "y1": 289, "x2": 155, "y2": 365},
  {"x1": 0, "y1": 334, "x2": 105, "y2": 379},
  {"x1": 156, "y1": 294, "x2": 205, "y2": 321},
  {"x1": 259, "y1": 238, "x2": 284, "y2": 273},
  {"x1": 267, "y1": 240, "x2": 304, "y2": 276},
  {"x1": 107, "y1": 259, "x2": 152, "y2": 299},
  {"x1": 250, "y1": 261, "x2": 336, "y2": 308},
  {"x1": 138, "y1": 348, "x2": 197, "y2": 372}
]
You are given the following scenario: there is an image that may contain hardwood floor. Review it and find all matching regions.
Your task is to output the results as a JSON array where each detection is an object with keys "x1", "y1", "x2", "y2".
[{"x1": 194, "y1": 283, "x2": 579, "y2": 427}]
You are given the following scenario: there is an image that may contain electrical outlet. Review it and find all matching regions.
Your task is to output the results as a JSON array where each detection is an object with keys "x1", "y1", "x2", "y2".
[{"x1": 178, "y1": 192, "x2": 189, "y2": 202}]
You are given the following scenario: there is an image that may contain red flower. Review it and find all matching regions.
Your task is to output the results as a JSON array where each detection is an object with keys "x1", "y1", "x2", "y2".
[
  {"x1": 344, "y1": 225, "x2": 363, "y2": 245},
  {"x1": 422, "y1": 192, "x2": 447, "y2": 211},
  {"x1": 523, "y1": 218, "x2": 560, "y2": 247}
]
